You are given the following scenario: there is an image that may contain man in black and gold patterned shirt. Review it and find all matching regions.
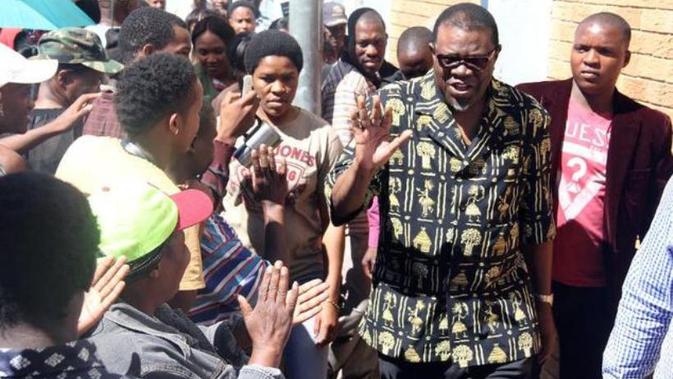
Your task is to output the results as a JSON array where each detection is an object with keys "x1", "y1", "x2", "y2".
[{"x1": 328, "y1": 3, "x2": 556, "y2": 378}]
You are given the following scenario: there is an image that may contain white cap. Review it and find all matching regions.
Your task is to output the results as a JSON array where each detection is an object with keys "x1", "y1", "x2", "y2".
[{"x1": 0, "y1": 43, "x2": 58, "y2": 88}]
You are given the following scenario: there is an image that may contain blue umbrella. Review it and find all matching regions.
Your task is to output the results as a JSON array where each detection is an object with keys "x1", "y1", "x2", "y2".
[{"x1": 0, "y1": 0, "x2": 94, "y2": 31}]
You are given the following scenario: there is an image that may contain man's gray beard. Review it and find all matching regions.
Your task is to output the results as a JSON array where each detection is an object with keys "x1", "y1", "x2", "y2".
[{"x1": 447, "y1": 96, "x2": 474, "y2": 112}]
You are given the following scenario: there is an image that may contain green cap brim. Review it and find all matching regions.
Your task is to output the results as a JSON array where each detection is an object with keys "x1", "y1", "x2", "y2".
[
  {"x1": 82, "y1": 60, "x2": 124, "y2": 75},
  {"x1": 29, "y1": 54, "x2": 124, "y2": 75}
]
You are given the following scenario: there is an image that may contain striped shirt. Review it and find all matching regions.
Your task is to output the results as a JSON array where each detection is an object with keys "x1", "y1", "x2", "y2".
[
  {"x1": 189, "y1": 213, "x2": 268, "y2": 326},
  {"x1": 321, "y1": 59, "x2": 377, "y2": 148},
  {"x1": 602, "y1": 177, "x2": 673, "y2": 378},
  {"x1": 321, "y1": 59, "x2": 378, "y2": 235}
]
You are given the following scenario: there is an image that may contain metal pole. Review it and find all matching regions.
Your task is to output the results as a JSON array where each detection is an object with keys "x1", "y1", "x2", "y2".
[{"x1": 289, "y1": 0, "x2": 322, "y2": 115}]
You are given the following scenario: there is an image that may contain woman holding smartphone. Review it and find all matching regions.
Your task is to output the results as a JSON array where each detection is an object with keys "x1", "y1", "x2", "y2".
[{"x1": 222, "y1": 30, "x2": 344, "y2": 379}]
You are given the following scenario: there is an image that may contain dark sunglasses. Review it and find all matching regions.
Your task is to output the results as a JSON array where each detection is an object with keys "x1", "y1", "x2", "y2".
[{"x1": 434, "y1": 47, "x2": 498, "y2": 71}]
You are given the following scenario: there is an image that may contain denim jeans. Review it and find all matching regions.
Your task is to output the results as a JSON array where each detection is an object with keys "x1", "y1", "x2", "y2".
[{"x1": 283, "y1": 316, "x2": 329, "y2": 379}]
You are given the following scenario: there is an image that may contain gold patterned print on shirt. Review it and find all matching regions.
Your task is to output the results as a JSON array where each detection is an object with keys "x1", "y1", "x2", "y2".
[
  {"x1": 416, "y1": 114, "x2": 433, "y2": 131},
  {"x1": 387, "y1": 98, "x2": 406, "y2": 126},
  {"x1": 413, "y1": 226, "x2": 432, "y2": 253},
  {"x1": 453, "y1": 345, "x2": 474, "y2": 368},
  {"x1": 416, "y1": 141, "x2": 436, "y2": 169},
  {"x1": 451, "y1": 302, "x2": 469, "y2": 339},
  {"x1": 416, "y1": 179, "x2": 436, "y2": 218},
  {"x1": 389, "y1": 177, "x2": 402, "y2": 213},
  {"x1": 407, "y1": 300, "x2": 426, "y2": 336},
  {"x1": 390, "y1": 148, "x2": 405, "y2": 166},
  {"x1": 326, "y1": 73, "x2": 554, "y2": 365}
]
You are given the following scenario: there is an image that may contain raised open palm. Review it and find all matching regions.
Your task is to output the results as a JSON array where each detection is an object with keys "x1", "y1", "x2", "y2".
[
  {"x1": 77, "y1": 257, "x2": 129, "y2": 336},
  {"x1": 351, "y1": 95, "x2": 413, "y2": 171}
]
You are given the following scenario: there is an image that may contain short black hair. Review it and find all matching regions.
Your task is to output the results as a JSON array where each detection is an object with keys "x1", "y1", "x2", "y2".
[
  {"x1": 119, "y1": 7, "x2": 188, "y2": 64},
  {"x1": 0, "y1": 172, "x2": 97, "y2": 330},
  {"x1": 192, "y1": 16, "x2": 236, "y2": 47},
  {"x1": 244, "y1": 30, "x2": 303, "y2": 73},
  {"x1": 345, "y1": 8, "x2": 386, "y2": 54},
  {"x1": 578, "y1": 12, "x2": 631, "y2": 46},
  {"x1": 433, "y1": 3, "x2": 499, "y2": 47},
  {"x1": 398, "y1": 26, "x2": 432, "y2": 54},
  {"x1": 228, "y1": 1, "x2": 259, "y2": 19},
  {"x1": 115, "y1": 53, "x2": 198, "y2": 135}
]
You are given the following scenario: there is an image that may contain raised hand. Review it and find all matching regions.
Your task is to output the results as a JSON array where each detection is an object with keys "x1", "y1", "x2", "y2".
[
  {"x1": 314, "y1": 298, "x2": 339, "y2": 347},
  {"x1": 217, "y1": 90, "x2": 260, "y2": 143},
  {"x1": 245, "y1": 145, "x2": 289, "y2": 205},
  {"x1": 77, "y1": 256, "x2": 129, "y2": 336},
  {"x1": 293, "y1": 279, "x2": 329, "y2": 325},
  {"x1": 239, "y1": 261, "x2": 298, "y2": 368},
  {"x1": 53, "y1": 92, "x2": 100, "y2": 133},
  {"x1": 361, "y1": 246, "x2": 377, "y2": 280},
  {"x1": 351, "y1": 95, "x2": 413, "y2": 172}
]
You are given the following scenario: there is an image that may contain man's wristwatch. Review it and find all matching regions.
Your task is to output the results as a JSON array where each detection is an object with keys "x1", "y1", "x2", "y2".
[{"x1": 535, "y1": 293, "x2": 554, "y2": 306}]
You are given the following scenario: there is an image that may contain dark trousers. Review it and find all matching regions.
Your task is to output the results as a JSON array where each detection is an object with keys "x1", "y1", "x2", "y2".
[
  {"x1": 378, "y1": 355, "x2": 535, "y2": 379},
  {"x1": 553, "y1": 282, "x2": 614, "y2": 379}
]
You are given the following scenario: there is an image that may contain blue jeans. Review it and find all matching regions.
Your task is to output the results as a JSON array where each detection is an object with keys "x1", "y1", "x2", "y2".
[{"x1": 283, "y1": 316, "x2": 329, "y2": 379}]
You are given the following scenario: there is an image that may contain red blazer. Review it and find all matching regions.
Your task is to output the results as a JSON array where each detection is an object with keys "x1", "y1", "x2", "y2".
[{"x1": 518, "y1": 79, "x2": 673, "y2": 302}]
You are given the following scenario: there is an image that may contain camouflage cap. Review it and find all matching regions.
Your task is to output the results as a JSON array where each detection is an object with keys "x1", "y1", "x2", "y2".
[{"x1": 33, "y1": 27, "x2": 123, "y2": 75}]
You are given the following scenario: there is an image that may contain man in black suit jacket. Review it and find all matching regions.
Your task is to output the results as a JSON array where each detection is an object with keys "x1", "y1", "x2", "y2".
[{"x1": 518, "y1": 12, "x2": 673, "y2": 379}]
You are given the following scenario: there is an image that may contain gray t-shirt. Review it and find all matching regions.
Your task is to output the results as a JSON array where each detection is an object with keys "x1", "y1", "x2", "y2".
[{"x1": 223, "y1": 109, "x2": 343, "y2": 282}]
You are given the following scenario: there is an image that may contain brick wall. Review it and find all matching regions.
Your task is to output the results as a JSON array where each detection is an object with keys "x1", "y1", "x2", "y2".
[
  {"x1": 386, "y1": 0, "x2": 479, "y2": 66},
  {"x1": 544, "y1": 0, "x2": 673, "y2": 119},
  {"x1": 387, "y1": 0, "x2": 673, "y2": 120}
]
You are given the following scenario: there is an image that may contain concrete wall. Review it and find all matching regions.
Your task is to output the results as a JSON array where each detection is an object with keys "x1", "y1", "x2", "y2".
[{"x1": 387, "y1": 0, "x2": 479, "y2": 63}]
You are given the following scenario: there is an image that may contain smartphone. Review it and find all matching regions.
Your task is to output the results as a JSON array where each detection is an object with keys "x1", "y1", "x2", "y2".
[{"x1": 242, "y1": 74, "x2": 253, "y2": 97}]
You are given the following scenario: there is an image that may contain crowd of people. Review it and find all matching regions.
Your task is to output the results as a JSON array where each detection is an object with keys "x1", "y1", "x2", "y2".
[{"x1": 1, "y1": 1, "x2": 672, "y2": 379}]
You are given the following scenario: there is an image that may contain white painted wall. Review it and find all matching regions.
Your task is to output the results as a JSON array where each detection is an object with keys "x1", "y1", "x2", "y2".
[
  {"x1": 488, "y1": 0, "x2": 553, "y2": 85},
  {"x1": 166, "y1": 0, "x2": 194, "y2": 20},
  {"x1": 332, "y1": 0, "x2": 391, "y2": 23}
]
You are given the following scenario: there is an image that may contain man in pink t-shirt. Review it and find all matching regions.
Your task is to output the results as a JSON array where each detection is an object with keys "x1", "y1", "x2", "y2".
[
  {"x1": 554, "y1": 100, "x2": 612, "y2": 287},
  {"x1": 519, "y1": 12, "x2": 673, "y2": 379}
]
